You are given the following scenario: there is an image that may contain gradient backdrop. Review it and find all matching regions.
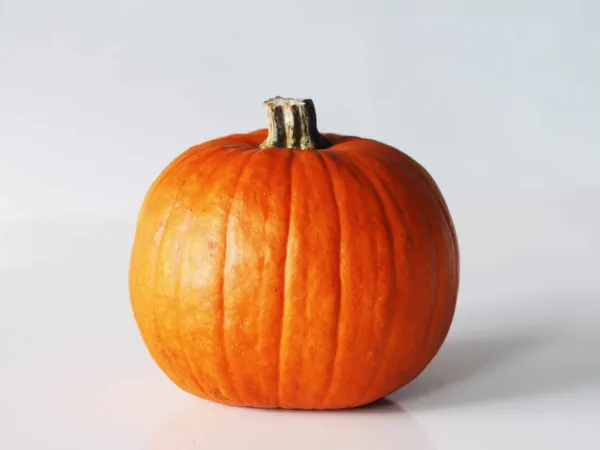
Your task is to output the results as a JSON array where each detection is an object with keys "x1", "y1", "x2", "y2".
[{"x1": 1, "y1": 1, "x2": 599, "y2": 449}]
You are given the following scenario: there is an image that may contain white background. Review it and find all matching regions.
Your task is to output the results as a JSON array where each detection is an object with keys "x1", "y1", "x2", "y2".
[{"x1": 1, "y1": 1, "x2": 599, "y2": 449}]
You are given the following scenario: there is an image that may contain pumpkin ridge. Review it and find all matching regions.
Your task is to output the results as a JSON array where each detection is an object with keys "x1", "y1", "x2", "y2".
[
  {"x1": 169, "y1": 212, "x2": 202, "y2": 396},
  {"x1": 342, "y1": 148, "x2": 426, "y2": 394},
  {"x1": 144, "y1": 147, "x2": 216, "y2": 393},
  {"x1": 386, "y1": 156, "x2": 442, "y2": 381},
  {"x1": 410, "y1": 161, "x2": 460, "y2": 292},
  {"x1": 275, "y1": 149, "x2": 295, "y2": 407},
  {"x1": 179, "y1": 148, "x2": 250, "y2": 403},
  {"x1": 168, "y1": 207, "x2": 198, "y2": 390},
  {"x1": 403, "y1": 160, "x2": 458, "y2": 378},
  {"x1": 341, "y1": 153, "x2": 398, "y2": 405},
  {"x1": 314, "y1": 152, "x2": 343, "y2": 408},
  {"x1": 220, "y1": 149, "x2": 261, "y2": 405},
  {"x1": 364, "y1": 160, "x2": 415, "y2": 394},
  {"x1": 172, "y1": 148, "x2": 236, "y2": 401},
  {"x1": 250, "y1": 156, "x2": 269, "y2": 406}
]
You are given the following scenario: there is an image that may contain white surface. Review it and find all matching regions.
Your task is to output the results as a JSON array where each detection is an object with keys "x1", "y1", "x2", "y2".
[
  {"x1": 1, "y1": 1, "x2": 599, "y2": 449},
  {"x1": 1, "y1": 194, "x2": 599, "y2": 450}
]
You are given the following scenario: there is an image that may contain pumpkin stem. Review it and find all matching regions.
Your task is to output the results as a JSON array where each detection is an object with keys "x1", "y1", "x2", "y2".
[{"x1": 260, "y1": 97, "x2": 329, "y2": 150}]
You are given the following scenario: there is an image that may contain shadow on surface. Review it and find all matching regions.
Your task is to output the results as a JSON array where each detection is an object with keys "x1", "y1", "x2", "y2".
[
  {"x1": 390, "y1": 309, "x2": 600, "y2": 408},
  {"x1": 148, "y1": 397, "x2": 436, "y2": 450},
  {"x1": 262, "y1": 397, "x2": 404, "y2": 415},
  {"x1": 344, "y1": 397, "x2": 404, "y2": 413}
]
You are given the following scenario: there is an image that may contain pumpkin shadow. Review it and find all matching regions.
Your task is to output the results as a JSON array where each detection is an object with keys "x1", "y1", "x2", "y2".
[
  {"x1": 241, "y1": 397, "x2": 402, "y2": 415},
  {"x1": 389, "y1": 310, "x2": 600, "y2": 409},
  {"x1": 148, "y1": 397, "x2": 437, "y2": 450}
]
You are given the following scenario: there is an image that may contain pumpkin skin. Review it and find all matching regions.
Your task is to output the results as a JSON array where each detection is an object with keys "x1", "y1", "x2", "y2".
[{"x1": 129, "y1": 112, "x2": 459, "y2": 410}]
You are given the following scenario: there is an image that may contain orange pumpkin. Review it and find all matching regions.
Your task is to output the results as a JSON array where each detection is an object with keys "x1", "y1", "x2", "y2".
[{"x1": 129, "y1": 97, "x2": 459, "y2": 409}]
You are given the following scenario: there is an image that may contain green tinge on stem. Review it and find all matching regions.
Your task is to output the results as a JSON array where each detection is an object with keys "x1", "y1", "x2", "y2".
[{"x1": 260, "y1": 97, "x2": 329, "y2": 150}]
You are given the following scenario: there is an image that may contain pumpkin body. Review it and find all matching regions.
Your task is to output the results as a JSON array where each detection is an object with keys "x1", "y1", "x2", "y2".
[{"x1": 129, "y1": 128, "x2": 459, "y2": 409}]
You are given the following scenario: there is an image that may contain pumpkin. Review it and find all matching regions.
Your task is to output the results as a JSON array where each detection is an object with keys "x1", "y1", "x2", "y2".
[{"x1": 129, "y1": 97, "x2": 459, "y2": 410}]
